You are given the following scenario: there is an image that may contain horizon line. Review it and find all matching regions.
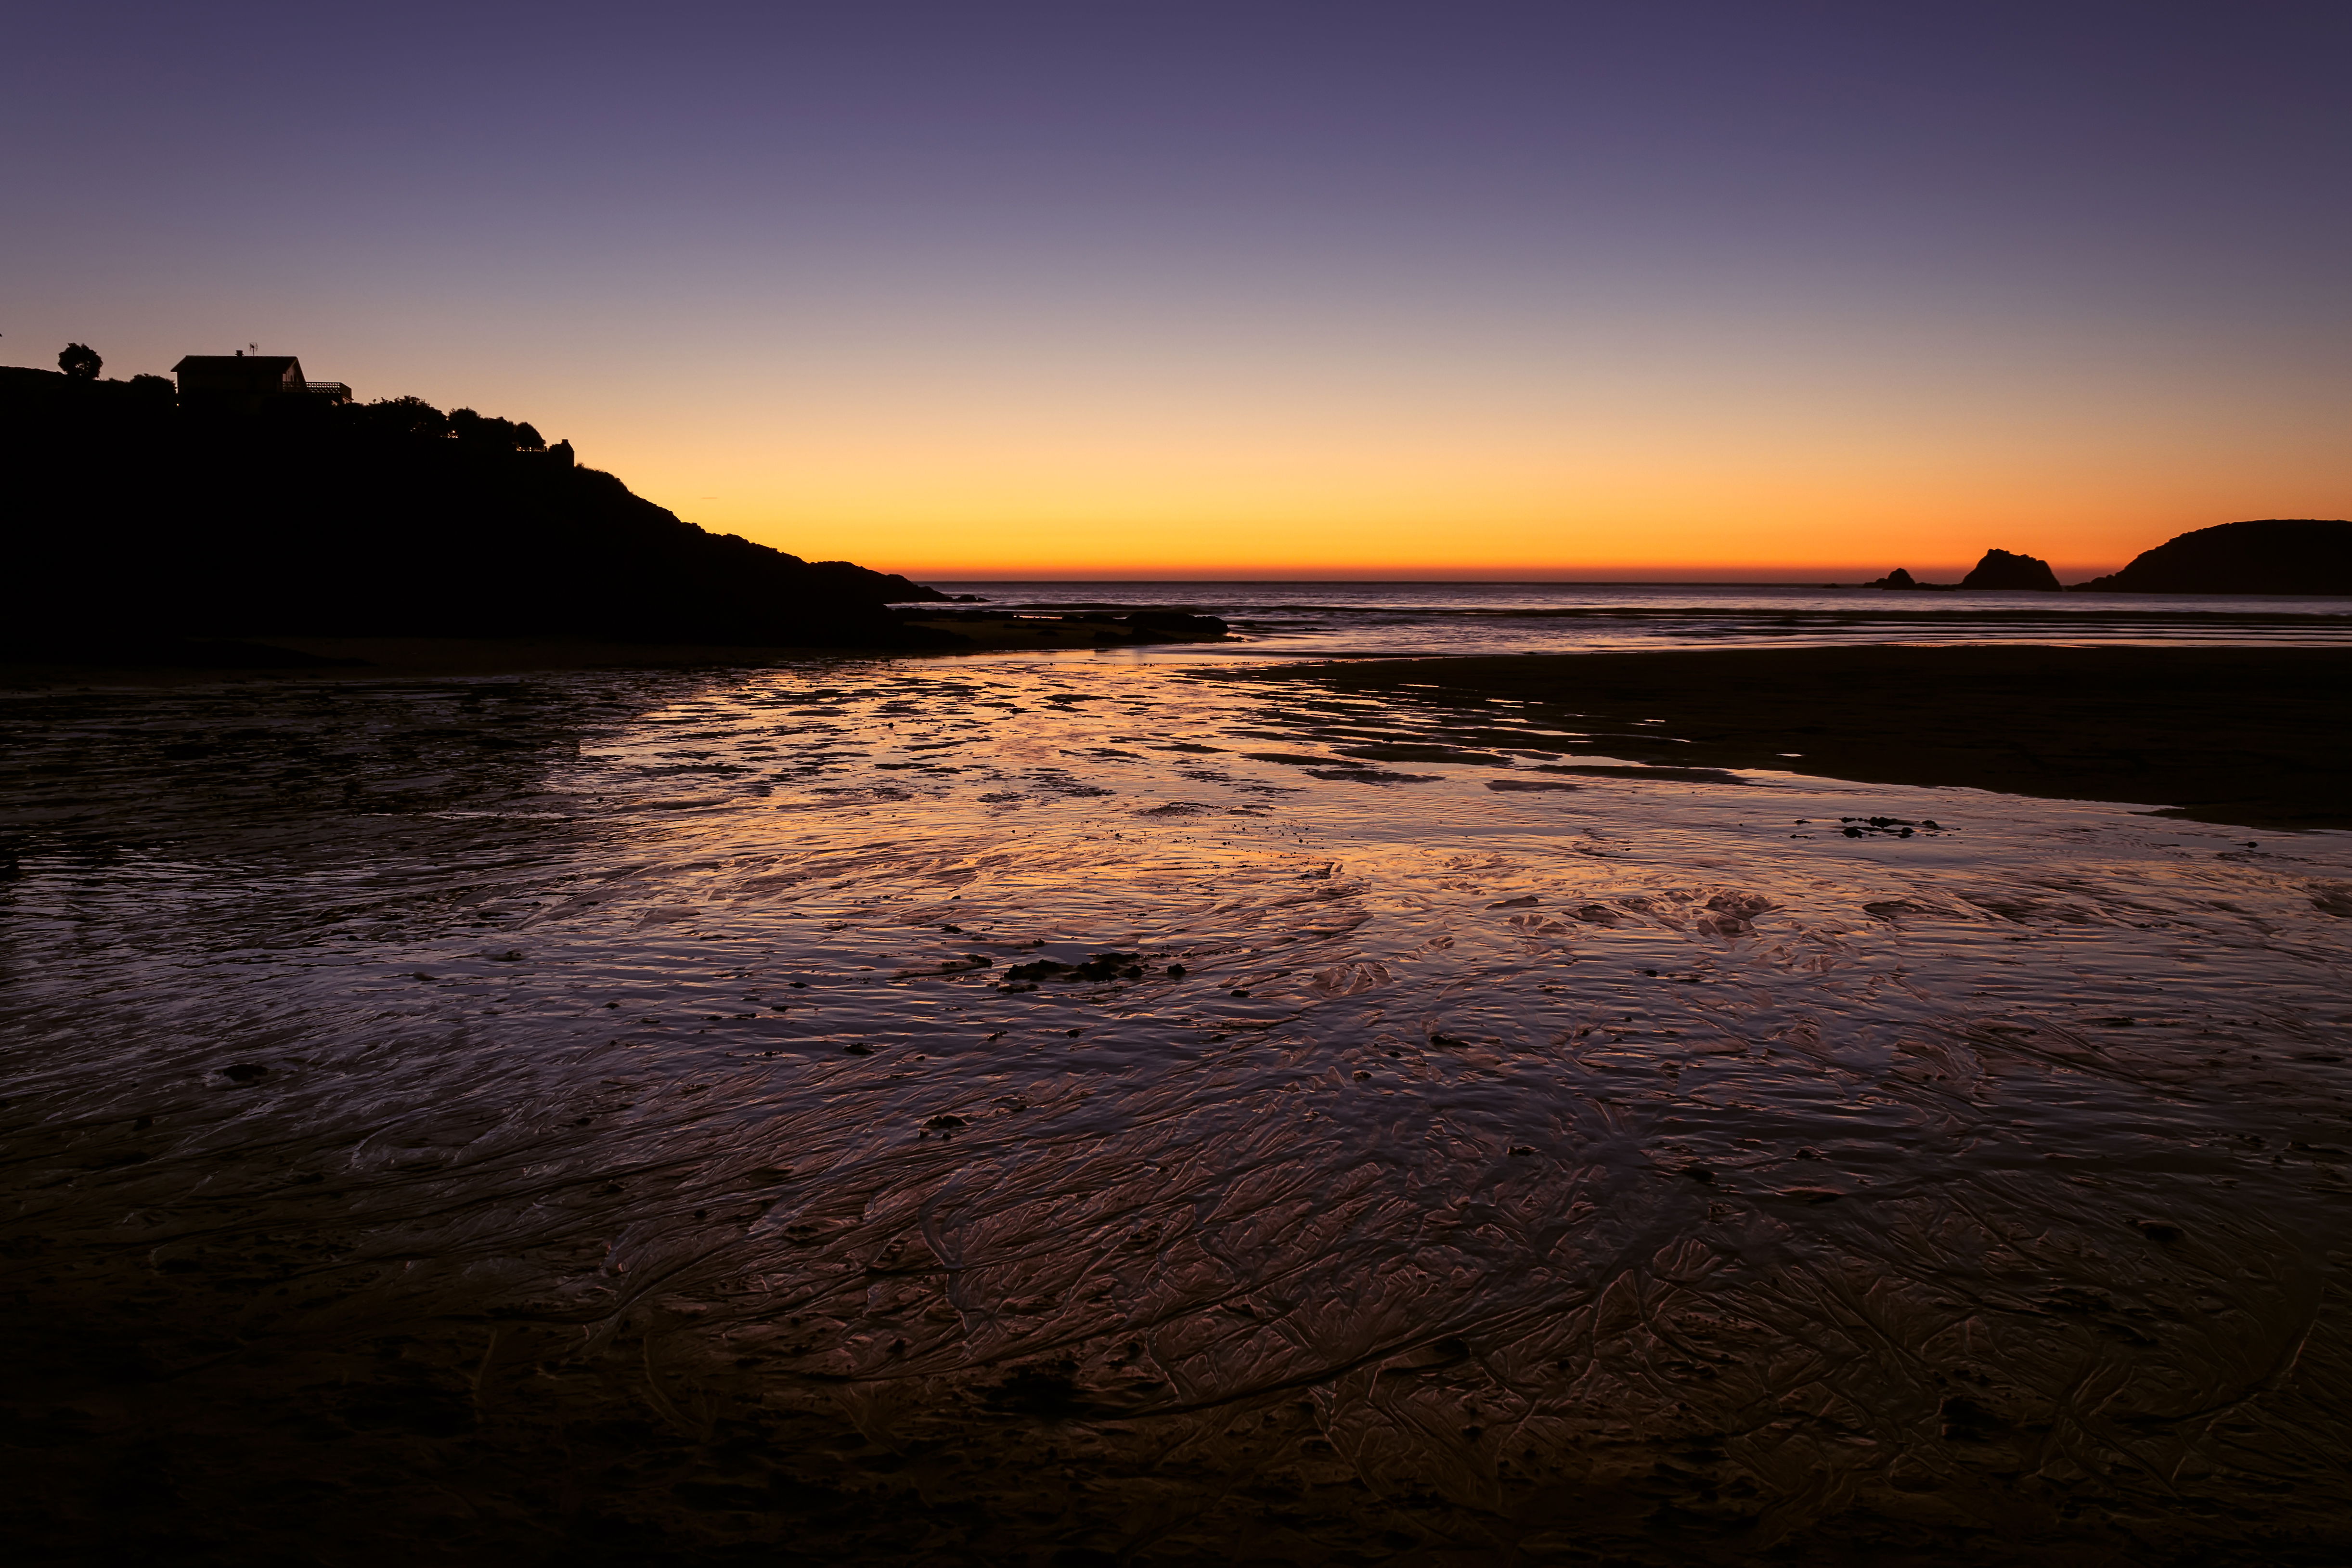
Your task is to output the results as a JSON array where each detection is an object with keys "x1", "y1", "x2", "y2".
[{"x1": 888, "y1": 570, "x2": 2124, "y2": 583}]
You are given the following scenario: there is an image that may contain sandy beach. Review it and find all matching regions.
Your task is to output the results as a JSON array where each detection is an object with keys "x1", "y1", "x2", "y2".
[
  {"x1": 0, "y1": 618, "x2": 1233, "y2": 694},
  {"x1": 1250, "y1": 644, "x2": 2352, "y2": 830},
  {"x1": 6, "y1": 650, "x2": 2350, "y2": 1564}
]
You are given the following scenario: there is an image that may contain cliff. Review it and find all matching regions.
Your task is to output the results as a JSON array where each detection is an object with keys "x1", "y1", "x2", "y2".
[
  {"x1": 0, "y1": 366, "x2": 949, "y2": 649},
  {"x1": 2073, "y1": 518, "x2": 2352, "y2": 595}
]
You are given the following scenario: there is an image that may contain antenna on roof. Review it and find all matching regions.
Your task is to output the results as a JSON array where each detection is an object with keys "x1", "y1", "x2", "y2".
[{"x1": 249, "y1": 343, "x2": 258, "y2": 355}]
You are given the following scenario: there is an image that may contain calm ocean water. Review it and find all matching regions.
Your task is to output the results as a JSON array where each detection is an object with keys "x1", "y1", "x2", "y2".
[{"x1": 926, "y1": 579, "x2": 2352, "y2": 657}]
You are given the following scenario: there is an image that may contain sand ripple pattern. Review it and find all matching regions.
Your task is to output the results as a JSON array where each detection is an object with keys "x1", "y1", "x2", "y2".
[{"x1": 4, "y1": 660, "x2": 2351, "y2": 1562}]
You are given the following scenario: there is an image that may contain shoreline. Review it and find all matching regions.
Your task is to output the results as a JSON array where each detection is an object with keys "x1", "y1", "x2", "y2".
[
  {"x1": 0, "y1": 635, "x2": 864, "y2": 690},
  {"x1": 0, "y1": 620, "x2": 1233, "y2": 691},
  {"x1": 1242, "y1": 643, "x2": 2352, "y2": 830},
  {"x1": 12, "y1": 637, "x2": 2346, "y2": 830}
]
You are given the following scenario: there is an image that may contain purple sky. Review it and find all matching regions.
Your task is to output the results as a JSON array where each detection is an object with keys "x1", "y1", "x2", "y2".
[{"x1": 7, "y1": 2, "x2": 2349, "y2": 575}]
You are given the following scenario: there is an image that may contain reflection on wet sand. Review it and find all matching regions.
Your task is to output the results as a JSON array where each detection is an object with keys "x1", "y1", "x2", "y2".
[{"x1": 5, "y1": 659, "x2": 2350, "y2": 1564}]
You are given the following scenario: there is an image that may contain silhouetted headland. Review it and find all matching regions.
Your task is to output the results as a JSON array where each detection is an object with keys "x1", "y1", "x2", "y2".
[
  {"x1": 1252, "y1": 644, "x2": 2352, "y2": 829},
  {"x1": 1, "y1": 359, "x2": 1230, "y2": 671},
  {"x1": 2074, "y1": 518, "x2": 2352, "y2": 594},
  {"x1": 0, "y1": 362, "x2": 955, "y2": 663},
  {"x1": 1865, "y1": 521, "x2": 2352, "y2": 594}
]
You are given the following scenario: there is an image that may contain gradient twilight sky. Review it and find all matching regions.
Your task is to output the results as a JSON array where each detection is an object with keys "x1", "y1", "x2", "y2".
[{"x1": 6, "y1": 2, "x2": 2349, "y2": 579}]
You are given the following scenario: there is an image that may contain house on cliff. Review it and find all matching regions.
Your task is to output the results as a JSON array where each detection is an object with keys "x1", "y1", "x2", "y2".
[{"x1": 172, "y1": 352, "x2": 350, "y2": 409}]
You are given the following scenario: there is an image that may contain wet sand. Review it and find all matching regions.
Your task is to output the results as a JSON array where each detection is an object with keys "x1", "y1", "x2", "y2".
[
  {"x1": 0, "y1": 620, "x2": 1227, "y2": 692},
  {"x1": 5, "y1": 658, "x2": 2352, "y2": 1565},
  {"x1": 1248, "y1": 644, "x2": 2352, "y2": 830},
  {"x1": 0, "y1": 636, "x2": 841, "y2": 690}
]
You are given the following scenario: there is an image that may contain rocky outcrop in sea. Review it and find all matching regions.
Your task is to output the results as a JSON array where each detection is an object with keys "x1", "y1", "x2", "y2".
[{"x1": 1960, "y1": 548, "x2": 2061, "y2": 591}]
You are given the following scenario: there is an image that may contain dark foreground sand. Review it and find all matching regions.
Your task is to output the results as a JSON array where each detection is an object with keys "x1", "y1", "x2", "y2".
[
  {"x1": 6, "y1": 643, "x2": 2350, "y2": 1567},
  {"x1": 0, "y1": 636, "x2": 834, "y2": 690},
  {"x1": 0, "y1": 620, "x2": 1227, "y2": 690},
  {"x1": 1253, "y1": 644, "x2": 2352, "y2": 831}
]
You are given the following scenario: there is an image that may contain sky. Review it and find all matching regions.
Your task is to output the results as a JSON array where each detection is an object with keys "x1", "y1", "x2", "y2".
[{"x1": 5, "y1": 1, "x2": 2349, "y2": 580}]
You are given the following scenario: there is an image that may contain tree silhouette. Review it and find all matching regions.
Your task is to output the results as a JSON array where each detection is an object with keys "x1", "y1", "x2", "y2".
[
  {"x1": 58, "y1": 342, "x2": 102, "y2": 379},
  {"x1": 447, "y1": 406, "x2": 502, "y2": 445},
  {"x1": 449, "y1": 406, "x2": 540, "y2": 450},
  {"x1": 355, "y1": 396, "x2": 449, "y2": 440}
]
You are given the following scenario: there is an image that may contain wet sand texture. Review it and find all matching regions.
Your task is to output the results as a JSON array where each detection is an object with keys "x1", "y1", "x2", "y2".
[
  {"x1": 0, "y1": 616, "x2": 1228, "y2": 691},
  {"x1": 1254, "y1": 644, "x2": 2352, "y2": 829},
  {"x1": 0, "y1": 636, "x2": 912, "y2": 691},
  {"x1": 5, "y1": 662, "x2": 2352, "y2": 1565}
]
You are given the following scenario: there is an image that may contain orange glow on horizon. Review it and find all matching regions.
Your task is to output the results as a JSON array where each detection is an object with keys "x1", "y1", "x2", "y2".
[
  {"x1": 558, "y1": 343, "x2": 2348, "y2": 585},
  {"x1": 54, "y1": 266, "x2": 2345, "y2": 585},
  {"x1": 617, "y1": 442, "x2": 2340, "y2": 585}
]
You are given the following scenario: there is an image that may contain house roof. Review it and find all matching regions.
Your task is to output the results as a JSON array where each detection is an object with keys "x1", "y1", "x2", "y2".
[{"x1": 172, "y1": 355, "x2": 302, "y2": 376}]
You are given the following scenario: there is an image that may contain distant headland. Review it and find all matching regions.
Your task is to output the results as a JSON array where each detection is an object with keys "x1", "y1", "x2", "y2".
[
  {"x1": 4, "y1": 350, "x2": 950, "y2": 660},
  {"x1": 1865, "y1": 521, "x2": 2352, "y2": 595},
  {"x1": 1, "y1": 347, "x2": 1229, "y2": 670},
  {"x1": 2071, "y1": 518, "x2": 2352, "y2": 594}
]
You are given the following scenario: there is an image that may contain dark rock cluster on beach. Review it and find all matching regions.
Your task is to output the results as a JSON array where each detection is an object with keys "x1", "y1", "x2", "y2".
[
  {"x1": 1834, "y1": 815, "x2": 1942, "y2": 838},
  {"x1": 906, "y1": 608, "x2": 1231, "y2": 647},
  {"x1": 997, "y1": 952, "x2": 1187, "y2": 991}
]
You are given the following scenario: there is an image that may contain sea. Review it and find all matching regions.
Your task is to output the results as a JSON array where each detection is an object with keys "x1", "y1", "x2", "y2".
[
  {"x1": 927, "y1": 578, "x2": 2352, "y2": 657},
  {"x1": 7, "y1": 582, "x2": 2351, "y2": 1558}
]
